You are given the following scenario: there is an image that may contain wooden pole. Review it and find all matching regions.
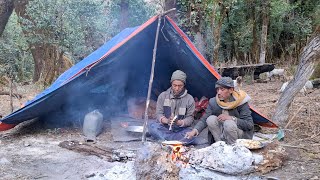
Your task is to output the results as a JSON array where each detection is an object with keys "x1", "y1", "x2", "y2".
[
  {"x1": 141, "y1": 8, "x2": 176, "y2": 142},
  {"x1": 141, "y1": 15, "x2": 162, "y2": 142},
  {"x1": 9, "y1": 76, "x2": 13, "y2": 112}
]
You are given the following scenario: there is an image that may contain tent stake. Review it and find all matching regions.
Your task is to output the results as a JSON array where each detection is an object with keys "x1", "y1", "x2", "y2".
[{"x1": 141, "y1": 14, "x2": 162, "y2": 143}]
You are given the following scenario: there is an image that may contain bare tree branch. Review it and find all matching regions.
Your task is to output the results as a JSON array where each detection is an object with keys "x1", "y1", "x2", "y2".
[
  {"x1": 0, "y1": 0, "x2": 14, "y2": 36},
  {"x1": 273, "y1": 29, "x2": 320, "y2": 125}
]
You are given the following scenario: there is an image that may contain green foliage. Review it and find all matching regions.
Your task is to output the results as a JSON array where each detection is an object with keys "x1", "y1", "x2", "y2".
[
  {"x1": 221, "y1": 1, "x2": 252, "y2": 54},
  {"x1": 0, "y1": 12, "x2": 33, "y2": 81},
  {"x1": 0, "y1": 0, "x2": 157, "y2": 83},
  {"x1": 175, "y1": 0, "x2": 319, "y2": 65},
  {"x1": 23, "y1": 0, "x2": 109, "y2": 62},
  {"x1": 1, "y1": 0, "x2": 319, "y2": 83},
  {"x1": 106, "y1": 0, "x2": 156, "y2": 30},
  {"x1": 268, "y1": 0, "x2": 316, "y2": 63},
  {"x1": 270, "y1": 0, "x2": 292, "y2": 19},
  {"x1": 312, "y1": 4, "x2": 320, "y2": 27},
  {"x1": 21, "y1": 0, "x2": 156, "y2": 62}
]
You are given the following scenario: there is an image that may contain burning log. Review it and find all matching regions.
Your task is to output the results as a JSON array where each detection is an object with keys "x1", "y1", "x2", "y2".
[
  {"x1": 255, "y1": 142, "x2": 288, "y2": 174},
  {"x1": 161, "y1": 140, "x2": 190, "y2": 165},
  {"x1": 58, "y1": 140, "x2": 135, "y2": 162},
  {"x1": 134, "y1": 142, "x2": 181, "y2": 180}
]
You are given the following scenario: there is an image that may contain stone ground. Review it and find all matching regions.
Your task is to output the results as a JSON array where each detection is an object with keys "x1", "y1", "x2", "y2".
[{"x1": 0, "y1": 80, "x2": 319, "y2": 180}]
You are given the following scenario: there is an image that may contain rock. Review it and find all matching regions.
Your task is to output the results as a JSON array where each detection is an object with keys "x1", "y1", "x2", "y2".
[
  {"x1": 179, "y1": 166, "x2": 263, "y2": 180},
  {"x1": 105, "y1": 161, "x2": 135, "y2": 180},
  {"x1": 0, "y1": 157, "x2": 11, "y2": 165},
  {"x1": 85, "y1": 173, "x2": 96, "y2": 178},
  {"x1": 188, "y1": 141, "x2": 254, "y2": 175},
  {"x1": 310, "y1": 176, "x2": 319, "y2": 180},
  {"x1": 24, "y1": 141, "x2": 31, "y2": 147}
]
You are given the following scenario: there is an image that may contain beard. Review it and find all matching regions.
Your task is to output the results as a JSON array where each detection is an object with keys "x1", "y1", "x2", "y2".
[{"x1": 173, "y1": 90, "x2": 182, "y2": 96}]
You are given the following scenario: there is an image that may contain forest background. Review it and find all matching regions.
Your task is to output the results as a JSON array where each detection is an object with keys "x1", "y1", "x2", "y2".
[{"x1": 0, "y1": 0, "x2": 319, "y2": 87}]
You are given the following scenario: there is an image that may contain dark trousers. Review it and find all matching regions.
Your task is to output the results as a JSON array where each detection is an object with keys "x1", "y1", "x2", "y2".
[{"x1": 148, "y1": 122, "x2": 195, "y2": 145}]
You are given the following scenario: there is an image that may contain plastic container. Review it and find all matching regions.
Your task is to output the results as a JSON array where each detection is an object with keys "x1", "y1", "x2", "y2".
[{"x1": 83, "y1": 110, "x2": 103, "y2": 142}]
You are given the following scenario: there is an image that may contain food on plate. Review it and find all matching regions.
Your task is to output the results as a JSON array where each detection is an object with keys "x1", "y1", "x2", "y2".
[{"x1": 236, "y1": 139, "x2": 264, "y2": 149}]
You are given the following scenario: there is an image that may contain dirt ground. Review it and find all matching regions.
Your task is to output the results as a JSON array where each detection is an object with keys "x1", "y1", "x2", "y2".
[{"x1": 0, "y1": 80, "x2": 319, "y2": 179}]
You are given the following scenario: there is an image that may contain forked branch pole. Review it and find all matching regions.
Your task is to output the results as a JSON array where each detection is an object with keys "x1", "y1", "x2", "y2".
[{"x1": 141, "y1": 9, "x2": 177, "y2": 142}]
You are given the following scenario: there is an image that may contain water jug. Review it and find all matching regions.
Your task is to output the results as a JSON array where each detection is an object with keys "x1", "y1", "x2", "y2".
[{"x1": 83, "y1": 110, "x2": 103, "y2": 142}]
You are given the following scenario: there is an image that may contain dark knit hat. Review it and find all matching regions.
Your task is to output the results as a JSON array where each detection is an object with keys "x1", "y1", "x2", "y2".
[
  {"x1": 171, "y1": 70, "x2": 187, "y2": 84},
  {"x1": 215, "y1": 77, "x2": 234, "y2": 88}
]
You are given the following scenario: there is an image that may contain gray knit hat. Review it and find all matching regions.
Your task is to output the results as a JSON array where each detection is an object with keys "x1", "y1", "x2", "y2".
[
  {"x1": 171, "y1": 70, "x2": 187, "y2": 84},
  {"x1": 215, "y1": 77, "x2": 234, "y2": 88}
]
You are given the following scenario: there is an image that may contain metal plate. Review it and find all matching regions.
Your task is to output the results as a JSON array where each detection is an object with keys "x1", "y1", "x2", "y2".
[{"x1": 125, "y1": 126, "x2": 144, "y2": 133}]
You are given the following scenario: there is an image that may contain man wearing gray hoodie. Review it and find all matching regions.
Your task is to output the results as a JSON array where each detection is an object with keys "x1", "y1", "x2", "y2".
[
  {"x1": 148, "y1": 70, "x2": 195, "y2": 144},
  {"x1": 185, "y1": 77, "x2": 253, "y2": 144}
]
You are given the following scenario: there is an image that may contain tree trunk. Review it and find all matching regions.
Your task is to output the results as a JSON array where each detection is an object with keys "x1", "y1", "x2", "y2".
[
  {"x1": 192, "y1": 1, "x2": 206, "y2": 57},
  {"x1": 14, "y1": 0, "x2": 68, "y2": 84},
  {"x1": 119, "y1": 0, "x2": 128, "y2": 30},
  {"x1": 194, "y1": 32, "x2": 206, "y2": 56},
  {"x1": 272, "y1": 30, "x2": 320, "y2": 125},
  {"x1": 0, "y1": 0, "x2": 14, "y2": 37},
  {"x1": 211, "y1": 0, "x2": 227, "y2": 66},
  {"x1": 164, "y1": 0, "x2": 177, "y2": 21},
  {"x1": 250, "y1": 0, "x2": 259, "y2": 64},
  {"x1": 26, "y1": 43, "x2": 60, "y2": 85},
  {"x1": 259, "y1": 0, "x2": 269, "y2": 64}
]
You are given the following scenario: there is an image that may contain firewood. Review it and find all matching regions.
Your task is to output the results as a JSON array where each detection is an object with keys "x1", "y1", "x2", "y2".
[
  {"x1": 0, "y1": 91, "x2": 23, "y2": 99},
  {"x1": 58, "y1": 140, "x2": 135, "y2": 162}
]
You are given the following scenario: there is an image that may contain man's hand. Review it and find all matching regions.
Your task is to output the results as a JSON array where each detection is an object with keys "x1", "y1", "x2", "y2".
[
  {"x1": 217, "y1": 114, "x2": 232, "y2": 122},
  {"x1": 175, "y1": 120, "x2": 184, "y2": 126},
  {"x1": 162, "y1": 116, "x2": 183, "y2": 126},
  {"x1": 185, "y1": 129, "x2": 198, "y2": 139},
  {"x1": 161, "y1": 117, "x2": 170, "y2": 124}
]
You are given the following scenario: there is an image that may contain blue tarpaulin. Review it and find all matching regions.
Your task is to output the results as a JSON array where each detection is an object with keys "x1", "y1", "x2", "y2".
[{"x1": 0, "y1": 15, "x2": 277, "y2": 131}]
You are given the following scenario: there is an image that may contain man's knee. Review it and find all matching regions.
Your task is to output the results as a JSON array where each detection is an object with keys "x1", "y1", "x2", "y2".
[
  {"x1": 223, "y1": 120, "x2": 237, "y2": 131},
  {"x1": 148, "y1": 121, "x2": 157, "y2": 129},
  {"x1": 206, "y1": 115, "x2": 218, "y2": 127},
  {"x1": 148, "y1": 122, "x2": 162, "y2": 133}
]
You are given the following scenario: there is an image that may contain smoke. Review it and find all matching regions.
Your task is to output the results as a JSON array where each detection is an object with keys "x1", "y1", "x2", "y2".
[{"x1": 41, "y1": 63, "x2": 132, "y2": 129}]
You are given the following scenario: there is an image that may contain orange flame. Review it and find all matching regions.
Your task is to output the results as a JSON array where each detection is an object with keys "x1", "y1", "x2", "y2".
[
  {"x1": 168, "y1": 144, "x2": 189, "y2": 168},
  {"x1": 171, "y1": 144, "x2": 182, "y2": 161}
]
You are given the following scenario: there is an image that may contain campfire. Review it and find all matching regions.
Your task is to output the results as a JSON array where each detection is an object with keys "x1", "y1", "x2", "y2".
[
  {"x1": 161, "y1": 141, "x2": 190, "y2": 166},
  {"x1": 135, "y1": 141, "x2": 289, "y2": 180},
  {"x1": 170, "y1": 144, "x2": 182, "y2": 162}
]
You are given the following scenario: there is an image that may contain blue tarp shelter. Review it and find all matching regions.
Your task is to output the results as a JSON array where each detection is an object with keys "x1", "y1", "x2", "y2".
[{"x1": 0, "y1": 15, "x2": 277, "y2": 131}]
